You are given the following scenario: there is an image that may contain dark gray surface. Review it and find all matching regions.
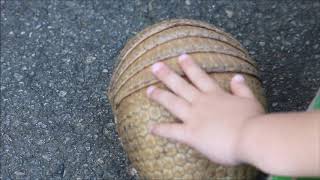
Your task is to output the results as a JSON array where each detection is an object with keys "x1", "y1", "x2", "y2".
[{"x1": 1, "y1": 0, "x2": 319, "y2": 179}]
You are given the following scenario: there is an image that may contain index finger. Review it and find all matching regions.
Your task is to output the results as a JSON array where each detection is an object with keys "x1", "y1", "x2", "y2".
[{"x1": 178, "y1": 54, "x2": 221, "y2": 92}]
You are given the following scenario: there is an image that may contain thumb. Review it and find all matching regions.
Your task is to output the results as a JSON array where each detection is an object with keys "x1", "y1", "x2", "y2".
[
  {"x1": 230, "y1": 74, "x2": 255, "y2": 99},
  {"x1": 149, "y1": 123, "x2": 189, "y2": 144}
]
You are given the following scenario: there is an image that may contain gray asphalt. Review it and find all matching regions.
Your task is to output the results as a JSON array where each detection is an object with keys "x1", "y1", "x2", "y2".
[{"x1": 1, "y1": 0, "x2": 319, "y2": 179}]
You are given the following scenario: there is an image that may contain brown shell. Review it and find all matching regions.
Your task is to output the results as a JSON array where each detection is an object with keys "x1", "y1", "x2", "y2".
[{"x1": 108, "y1": 19, "x2": 265, "y2": 179}]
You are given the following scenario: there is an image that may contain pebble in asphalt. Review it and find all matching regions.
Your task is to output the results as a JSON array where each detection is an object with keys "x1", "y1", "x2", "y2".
[{"x1": 1, "y1": 0, "x2": 320, "y2": 179}]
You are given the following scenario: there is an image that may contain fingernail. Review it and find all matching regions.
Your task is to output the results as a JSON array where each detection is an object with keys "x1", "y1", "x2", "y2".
[
  {"x1": 178, "y1": 53, "x2": 189, "y2": 62},
  {"x1": 152, "y1": 62, "x2": 163, "y2": 73},
  {"x1": 148, "y1": 123, "x2": 156, "y2": 133},
  {"x1": 233, "y1": 74, "x2": 245, "y2": 83},
  {"x1": 146, "y1": 86, "x2": 155, "y2": 96}
]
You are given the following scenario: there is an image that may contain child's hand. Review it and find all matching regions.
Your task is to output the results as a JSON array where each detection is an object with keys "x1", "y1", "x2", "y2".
[{"x1": 147, "y1": 54, "x2": 264, "y2": 165}]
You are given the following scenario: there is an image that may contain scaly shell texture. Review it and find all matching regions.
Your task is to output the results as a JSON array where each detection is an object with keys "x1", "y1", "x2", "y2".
[{"x1": 108, "y1": 19, "x2": 265, "y2": 179}]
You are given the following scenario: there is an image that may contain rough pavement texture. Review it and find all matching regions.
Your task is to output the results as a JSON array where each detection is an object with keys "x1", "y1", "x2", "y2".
[{"x1": 1, "y1": 0, "x2": 319, "y2": 179}]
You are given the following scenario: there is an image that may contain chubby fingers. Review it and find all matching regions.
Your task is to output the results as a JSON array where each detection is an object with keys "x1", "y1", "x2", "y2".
[
  {"x1": 147, "y1": 86, "x2": 191, "y2": 121},
  {"x1": 178, "y1": 54, "x2": 221, "y2": 92},
  {"x1": 151, "y1": 62, "x2": 200, "y2": 102},
  {"x1": 149, "y1": 123, "x2": 191, "y2": 144}
]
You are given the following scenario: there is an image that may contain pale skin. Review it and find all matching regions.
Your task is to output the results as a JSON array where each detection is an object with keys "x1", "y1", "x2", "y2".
[{"x1": 146, "y1": 54, "x2": 320, "y2": 177}]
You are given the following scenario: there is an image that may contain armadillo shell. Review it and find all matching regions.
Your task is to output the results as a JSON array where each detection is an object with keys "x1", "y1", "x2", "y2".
[{"x1": 108, "y1": 19, "x2": 265, "y2": 179}]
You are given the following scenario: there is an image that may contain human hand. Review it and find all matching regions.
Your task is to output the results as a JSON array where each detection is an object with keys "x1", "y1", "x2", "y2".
[{"x1": 146, "y1": 54, "x2": 265, "y2": 165}]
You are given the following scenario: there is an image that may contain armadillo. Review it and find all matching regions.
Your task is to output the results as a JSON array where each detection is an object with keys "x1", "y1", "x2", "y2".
[{"x1": 108, "y1": 19, "x2": 266, "y2": 179}]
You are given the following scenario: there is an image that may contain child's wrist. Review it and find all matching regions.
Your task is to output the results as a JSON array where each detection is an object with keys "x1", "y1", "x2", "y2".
[{"x1": 234, "y1": 115, "x2": 262, "y2": 165}]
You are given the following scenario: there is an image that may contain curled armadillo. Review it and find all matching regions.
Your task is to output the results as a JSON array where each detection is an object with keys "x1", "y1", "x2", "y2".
[{"x1": 108, "y1": 19, "x2": 265, "y2": 179}]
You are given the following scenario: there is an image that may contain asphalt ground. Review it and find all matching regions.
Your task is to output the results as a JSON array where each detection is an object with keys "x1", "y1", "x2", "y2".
[{"x1": 1, "y1": 0, "x2": 320, "y2": 179}]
